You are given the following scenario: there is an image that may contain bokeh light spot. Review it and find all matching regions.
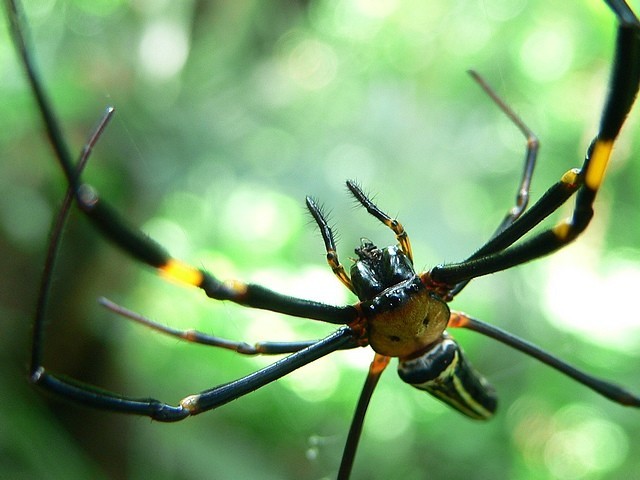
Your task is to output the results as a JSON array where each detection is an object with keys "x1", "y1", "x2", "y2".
[
  {"x1": 286, "y1": 38, "x2": 338, "y2": 90},
  {"x1": 544, "y1": 405, "x2": 628, "y2": 479},
  {"x1": 520, "y1": 26, "x2": 574, "y2": 82},
  {"x1": 543, "y1": 246, "x2": 640, "y2": 351},
  {"x1": 138, "y1": 20, "x2": 189, "y2": 80}
]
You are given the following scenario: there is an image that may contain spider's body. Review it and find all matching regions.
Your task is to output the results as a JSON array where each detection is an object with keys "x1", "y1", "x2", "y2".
[
  {"x1": 349, "y1": 240, "x2": 497, "y2": 420},
  {"x1": 350, "y1": 242, "x2": 450, "y2": 358}
]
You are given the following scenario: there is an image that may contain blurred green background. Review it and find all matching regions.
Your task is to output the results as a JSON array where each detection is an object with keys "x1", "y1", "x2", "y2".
[{"x1": 2, "y1": 0, "x2": 640, "y2": 479}]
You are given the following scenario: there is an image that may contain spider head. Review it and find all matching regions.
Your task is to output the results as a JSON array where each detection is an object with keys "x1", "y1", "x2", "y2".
[
  {"x1": 350, "y1": 239, "x2": 451, "y2": 357},
  {"x1": 350, "y1": 240, "x2": 415, "y2": 302}
]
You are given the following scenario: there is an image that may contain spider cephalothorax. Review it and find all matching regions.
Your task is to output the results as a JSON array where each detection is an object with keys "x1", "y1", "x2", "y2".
[{"x1": 348, "y1": 239, "x2": 450, "y2": 357}]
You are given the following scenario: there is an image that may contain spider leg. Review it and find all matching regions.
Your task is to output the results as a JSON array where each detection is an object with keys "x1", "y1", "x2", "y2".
[
  {"x1": 468, "y1": 70, "x2": 539, "y2": 233},
  {"x1": 21, "y1": 109, "x2": 358, "y2": 425},
  {"x1": 338, "y1": 354, "x2": 390, "y2": 480},
  {"x1": 430, "y1": 17, "x2": 640, "y2": 287},
  {"x1": 6, "y1": 0, "x2": 356, "y2": 327},
  {"x1": 431, "y1": 168, "x2": 582, "y2": 295},
  {"x1": 31, "y1": 107, "x2": 115, "y2": 380},
  {"x1": 99, "y1": 296, "x2": 343, "y2": 355},
  {"x1": 306, "y1": 196, "x2": 354, "y2": 291},
  {"x1": 346, "y1": 180, "x2": 413, "y2": 262},
  {"x1": 79, "y1": 190, "x2": 358, "y2": 324},
  {"x1": 32, "y1": 327, "x2": 357, "y2": 421},
  {"x1": 181, "y1": 327, "x2": 357, "y2": 415},
  {"x1": 448, "y1": 312, "x2": 640, "y2": 407},
  {"x1": 607, "y1": 0, "x2": 640, "y2": 28},
  {"x1": 449, "y1": 71, "x2": 539, "y2": 297}
]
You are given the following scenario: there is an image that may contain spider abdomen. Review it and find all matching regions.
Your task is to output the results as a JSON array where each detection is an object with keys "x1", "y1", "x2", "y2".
[{"x1": 398, "y1": 333, "x2": 497, "y2": 420}]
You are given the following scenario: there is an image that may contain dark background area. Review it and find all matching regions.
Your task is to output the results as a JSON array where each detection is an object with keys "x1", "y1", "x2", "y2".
[{"x1": 1, "y1": 1, "x2": 640, "y2": 479}]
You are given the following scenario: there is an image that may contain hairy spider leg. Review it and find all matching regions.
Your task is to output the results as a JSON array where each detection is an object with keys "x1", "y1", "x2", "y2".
[
  {"x1": 306, "y1": 196, "x2": 354, "y2": 291},
  {"x1": 346, "y1": 181, "x2": 413, "y2": 262}
]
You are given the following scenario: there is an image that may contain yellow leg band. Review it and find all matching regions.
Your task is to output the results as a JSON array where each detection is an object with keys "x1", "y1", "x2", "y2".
[
  {"x1": 585, "y1": 140, "x2": 614, "y2": 190},
  {"x1": 552, "y1": 220, "x2": 572, "y2": 240},
  {"x1": 159, "y1": 259, "x2": 203, "y2": 286},
  {"x1": 560, "y1": 168, "x2": 580, "y2": 185}
]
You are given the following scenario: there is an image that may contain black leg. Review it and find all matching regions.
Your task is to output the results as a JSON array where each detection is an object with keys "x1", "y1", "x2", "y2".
[
  {"x1": 467, "y1": 70, "x2": 539, "y2": 235},
  {"x1": 178, "y1": 327, "x2": 357, "y2": 415},
  {"x1": 430, "y1": 18, "x2": 640, "y2": 287},
  {"x1": 5, "y1": 0, "x2": 357, "y2": 328},
  {"x1": 449, "y1": 71, "x2": 539, "y2": 297},
  {"x1": 99, "y1": 297, "x2": 340, "y2": 355},
  {"x1": 448, "y1": 312, "x2": 640, "y2": 407},
  {"x1": 60, "y1": 183, "x2": 360, "y2": 325},
  {"x1": 31, "y1": 108, "x2": 115, "y2": 380},
  {"x1": 32, "y1": 327, "x2": 357, "y2": 421},
  {"x1": 338, "y1": 354, "x2": 390, "y2": 480}
]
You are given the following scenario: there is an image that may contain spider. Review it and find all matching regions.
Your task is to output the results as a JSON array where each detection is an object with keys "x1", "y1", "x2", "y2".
[{"x1": 5, "y1": 0, "x2": 640, "y2": 478}]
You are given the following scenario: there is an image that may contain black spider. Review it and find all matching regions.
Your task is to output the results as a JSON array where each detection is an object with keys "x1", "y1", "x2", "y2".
[{"x1": 5, "y1": 0, "x2": 640, "y2": 478}]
